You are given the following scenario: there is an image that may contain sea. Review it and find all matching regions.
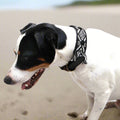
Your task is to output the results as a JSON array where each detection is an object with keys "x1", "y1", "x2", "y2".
[
  {"x1": 0, "y1": 0, "x2": 97, "y2": 10},
  {"x1": 0, "y1": 0, "x2": 74, "y2": 10}
]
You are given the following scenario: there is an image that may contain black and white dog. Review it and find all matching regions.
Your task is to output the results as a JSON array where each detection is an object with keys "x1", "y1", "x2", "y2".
[{"x1": 4, "y1": 23, "x2": 120, "y2": 120}]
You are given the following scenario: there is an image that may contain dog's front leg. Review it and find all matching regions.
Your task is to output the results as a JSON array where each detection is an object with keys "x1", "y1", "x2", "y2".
[
  {"x1": 79, "y1": 94, "x2": 94, "y2": 120},
  {"x1": 87, "y1": 91, "x2": 111, "y2": 120},
  {"x1": 67, "y1": 94, "x2": 94, "y2": 120}
]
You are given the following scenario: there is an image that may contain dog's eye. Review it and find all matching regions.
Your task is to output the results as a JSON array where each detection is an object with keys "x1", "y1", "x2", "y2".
[
  {"x1": 13, "y1": 49, "x2": 20, "y2": 56},
  {"x1": 13, "y1": 49, "x2": 17, "y2": 56}
]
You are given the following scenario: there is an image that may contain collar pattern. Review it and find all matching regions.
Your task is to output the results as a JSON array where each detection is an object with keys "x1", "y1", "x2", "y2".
[{"x1": 60, "y1": 25, "x2": 87, "y2": 71}]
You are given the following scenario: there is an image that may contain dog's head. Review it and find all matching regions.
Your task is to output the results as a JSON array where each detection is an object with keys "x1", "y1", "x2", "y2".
[{"x1": 4, "y1": 23, "x2": 67, "y2": 90}]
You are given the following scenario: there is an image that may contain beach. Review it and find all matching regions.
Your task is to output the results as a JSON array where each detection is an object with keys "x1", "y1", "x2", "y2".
[{"x1": 0, "y1": 5, "x2": 120, "y2": 120}]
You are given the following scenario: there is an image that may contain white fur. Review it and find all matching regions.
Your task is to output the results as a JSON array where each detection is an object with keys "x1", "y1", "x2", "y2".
[
  {"x1": 8, "y1": 66, "x2": 36, "y2": 83},
  {"x1": 52, "y1": 25, "x2": 76, "y2": 67},
  {"x1": 16, "y1": 33, "x2": 25, "y2": 52},
  {"x1": 7, "y1": 25, "x2": 120, "y2": 120},
  {"x1": 52, "y1": 26, "x2": 120, "y2": 120}
]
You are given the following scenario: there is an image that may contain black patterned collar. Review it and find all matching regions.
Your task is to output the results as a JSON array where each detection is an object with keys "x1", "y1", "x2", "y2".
[{"x1": 60, "y1": 25, "x2": 87, "y2": 71}]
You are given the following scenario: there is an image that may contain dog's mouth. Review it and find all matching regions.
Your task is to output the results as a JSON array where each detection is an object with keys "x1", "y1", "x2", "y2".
[{"x1": 21, "y1": 68, "x2": 45, "y2": 90}]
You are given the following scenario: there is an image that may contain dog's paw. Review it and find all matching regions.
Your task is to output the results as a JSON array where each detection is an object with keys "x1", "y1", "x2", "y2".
[
  {"x1": 80, "y1": 116, "x2": 88, "y2": 120},
  {"x1": 79, "y1": 114, "x2": 88, "y2": 120}
]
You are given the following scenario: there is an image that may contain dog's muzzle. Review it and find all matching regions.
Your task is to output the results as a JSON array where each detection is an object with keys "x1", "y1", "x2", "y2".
[{"x1": 4, "y1": 68, "x2": 45, "y2": 90}]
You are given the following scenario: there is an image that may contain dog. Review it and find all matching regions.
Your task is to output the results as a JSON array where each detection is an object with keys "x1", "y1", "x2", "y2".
[{"x1": 4, "y1": 23, "x2": 120, "y2": 120}]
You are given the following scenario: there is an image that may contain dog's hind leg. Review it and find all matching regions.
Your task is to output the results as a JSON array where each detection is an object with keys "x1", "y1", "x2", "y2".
[
  {"x1": 105, "y1": 101, "x2": 117, "y2": 109},
  {"x1": 115, "y1": 100, "x2": 120, "y2": 109},
  {"x1": 105, "y1": 99, "x2": 120, "y2": 109}
]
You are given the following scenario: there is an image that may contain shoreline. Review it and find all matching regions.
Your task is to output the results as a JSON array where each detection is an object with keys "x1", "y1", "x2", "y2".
[{"x1": 0, "y1": 4, "x2": 119, "y2": 14}]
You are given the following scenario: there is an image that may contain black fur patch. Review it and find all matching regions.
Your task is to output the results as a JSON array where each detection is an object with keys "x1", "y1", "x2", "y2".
[
  {"x1": 16, "y1": 34, "x2": 43, "y2": 70},
  {"x1": 16, "y1": 23, "x2": 67, "y2": 70}
]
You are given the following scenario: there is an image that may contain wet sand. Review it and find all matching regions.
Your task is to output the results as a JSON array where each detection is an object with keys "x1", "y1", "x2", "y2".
[{"x1": 0, "y1": 5, "x2": 120, "y2": 120}]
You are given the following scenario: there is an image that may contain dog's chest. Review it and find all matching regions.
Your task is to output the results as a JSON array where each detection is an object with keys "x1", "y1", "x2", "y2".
[
  {"x1": 70, "y1": 62, "x2": 116, "y2": 96},
  {"x1": 70, "y1": 64, "x2": 94, "y2": 94}
]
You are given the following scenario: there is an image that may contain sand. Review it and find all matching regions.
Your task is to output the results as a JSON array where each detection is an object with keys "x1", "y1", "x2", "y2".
[{"x1": 0, "y1": 5, "x2": 120, "y2": 120}]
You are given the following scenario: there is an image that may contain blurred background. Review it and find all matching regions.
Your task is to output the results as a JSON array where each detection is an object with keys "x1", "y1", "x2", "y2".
[{"x1": 0, "y1": 0, "x2": 120, "y2": 120}]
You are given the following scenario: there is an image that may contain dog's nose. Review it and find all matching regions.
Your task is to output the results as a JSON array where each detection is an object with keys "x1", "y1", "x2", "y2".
[{"x1": 4, "y1": 76, "x2": 15, "y2": 85}]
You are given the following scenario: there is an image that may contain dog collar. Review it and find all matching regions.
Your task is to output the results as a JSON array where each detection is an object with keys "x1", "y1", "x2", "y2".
[{"x1": 60, "y1": 25, "x2": 87, "y2": 71}]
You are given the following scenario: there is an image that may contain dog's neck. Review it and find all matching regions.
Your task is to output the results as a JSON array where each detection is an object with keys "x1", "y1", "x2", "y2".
[{"x1": 51, "y1": 25, "x2": 76, "y2": 67}]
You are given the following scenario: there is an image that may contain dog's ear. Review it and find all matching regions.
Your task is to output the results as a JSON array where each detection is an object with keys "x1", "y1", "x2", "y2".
[
  {"x1": 34, "y1": 28, "x2": 56, "y2": 63},
  {"x1": 20, "y1": 23, "x2": 36, "y2": 34},
  {"x1": 34, "y1": 23, "x2": 67, "y2": 49},
  {"x1": 55, "y1": 27, "x2": 67, "y2": 49},
  {"x1": 34, "y1": 29, "x2": 57, "y2": 50}
]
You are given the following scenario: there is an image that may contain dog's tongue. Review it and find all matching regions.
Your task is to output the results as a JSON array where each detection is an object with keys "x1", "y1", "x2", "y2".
[{"x1": 22, "y1": 68, "x2": 45, "y2": 90}]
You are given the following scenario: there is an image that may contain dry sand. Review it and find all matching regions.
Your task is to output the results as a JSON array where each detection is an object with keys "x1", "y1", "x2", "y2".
[{"x1": 0, "y1": 5, "x2": 120, "y2": 120}]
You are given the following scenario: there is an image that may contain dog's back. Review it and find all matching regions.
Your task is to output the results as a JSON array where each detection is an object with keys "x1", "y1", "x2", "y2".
[{"x1": 86, "y1": 28, "x2": 120, "y2": 68}]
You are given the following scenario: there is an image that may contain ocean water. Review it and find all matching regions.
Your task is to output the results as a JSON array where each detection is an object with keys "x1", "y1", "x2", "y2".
[{"x1": 0, "y1": 0, "x2": 74, "y2": 10}]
